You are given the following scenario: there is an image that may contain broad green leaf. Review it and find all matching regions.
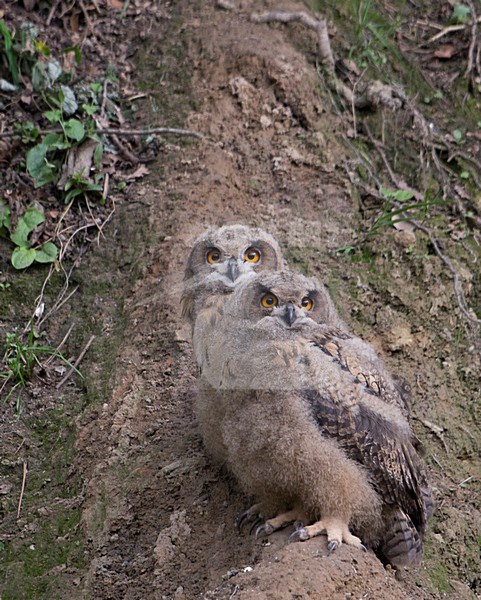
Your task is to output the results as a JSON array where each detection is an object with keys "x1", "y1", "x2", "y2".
[
  {"x1": 26, "y1": 144, "x2": 57, "y2": 187},
  {"x1": 44, "y1": 109, "x2": 62, "y2": 124},
  {"x1": 60, "y1": 85, "x2": 78, "y2": 115},
  {"x1": 82, "y1": 103, "x2": 98, "y2": 116},
  {"x1": 11, "y1": 246, "x2": 36, "y2": 269},
  {"x1": 42, "y1": 132, "x2": 70, "y2": 150},
  {"x1": 35, "y1": 242, "x2": 58, "y2": 263},
  {"x1": 10, "y1": 219, "x2": 31, "y2": 246},
  {"x1": 22, "y1": 207, "x2": 45, "y2": 230},
  {"x1": 65, "y1": 118, "x2": 85, "y2": 141}
]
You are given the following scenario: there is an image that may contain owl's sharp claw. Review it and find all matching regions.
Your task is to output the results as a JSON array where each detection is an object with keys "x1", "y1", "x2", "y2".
[
  {"x1": 236, "y1": 510, "x2": 251, "y2": 532},
  {"x1": 255, "y1": 523, "x2": 274, "y2": 539},
  {"x1": 288, "y1": 527, "x2": 309, "y2": 543},
  {"x1": 360, "y1": 543, "x2": 367, "y2": 552},
  {"x1": 327, "y1": 539, "x2": 339, "y2": 555},
  {"x1": 249, "y1": 516, "x2": 264, "y2": 535}
]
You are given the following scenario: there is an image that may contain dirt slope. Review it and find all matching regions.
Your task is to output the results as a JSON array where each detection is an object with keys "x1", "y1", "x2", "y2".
[{"x1": 1, "y1": 0, "x2": 480, "y2": 599}]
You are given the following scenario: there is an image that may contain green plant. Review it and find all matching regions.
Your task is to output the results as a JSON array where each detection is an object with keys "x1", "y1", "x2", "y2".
[
  {"x1": 0, "y1": 19, "x2": 19, "y2": 86},
  {"x1": 0, "y1": 325, "x2": 81, "y2": 412},
  {"x1": 25, "y1": 88, "x2": 104, "y2": 195},
  {"x1": 0, "y1": 201, "x2": 58, "y2": 269},
  {"x1": 64, "y1": 171, "x2": 103, "y2": 204},
  {"x1": 368, "y1": 188, "x2": 451, "y2": 238},
  {"x1": 348, "y1": 0, "x2": 401, "y2": 71}
]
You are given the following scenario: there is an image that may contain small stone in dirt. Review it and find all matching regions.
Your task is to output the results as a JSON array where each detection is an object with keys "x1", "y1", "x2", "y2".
[{"x1": 0, "y1": 482, "x2": 13, "y2": 495}]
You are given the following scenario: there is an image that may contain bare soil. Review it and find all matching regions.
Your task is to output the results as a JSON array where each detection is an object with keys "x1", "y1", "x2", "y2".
[{"x1": 1, "y1": 1, "x2": 481, "y2": 599}]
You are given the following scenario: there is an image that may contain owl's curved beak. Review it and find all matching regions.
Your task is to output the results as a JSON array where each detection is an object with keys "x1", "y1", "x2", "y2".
[
  {"x1": 282, "y1": 302, "x2": 297, "y2": 327},
  {"x1": 225, "y1": 258, "x2": 240, "y2": 282}
]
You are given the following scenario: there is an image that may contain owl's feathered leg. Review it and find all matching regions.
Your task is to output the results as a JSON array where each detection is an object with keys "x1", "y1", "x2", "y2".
[
  {"x1": 255, "y1": 508, "x2": 308, "y2": 538},
  {"x1": 288, "y1": 517, "x2": 367, "y2": 554}
]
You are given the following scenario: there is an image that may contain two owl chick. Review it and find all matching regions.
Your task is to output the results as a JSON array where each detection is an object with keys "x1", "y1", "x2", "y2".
[{"x1": 182, "y1": 225, "x2": 432, "y2": 568}]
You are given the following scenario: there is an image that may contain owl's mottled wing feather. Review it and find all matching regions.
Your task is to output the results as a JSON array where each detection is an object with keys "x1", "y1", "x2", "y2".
[
  {"x1": 309, "y1": 329, "x2": 410, "y2": 416},
  {"x1": 304, "y1": 389, "x2": 430, "y2": 559}
]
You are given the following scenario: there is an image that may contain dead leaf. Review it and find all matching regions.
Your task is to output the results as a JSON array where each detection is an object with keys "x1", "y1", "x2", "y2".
[
  {"x1": 57, "y1": 138, "x2": 98, "y2": 189},
  {"x1": 23, "y1": 0, "x2": 37, "y2": 10},
  {"x1": 106, "y1": 0, "x2": 125, "y2": 8},
  {"x1": 434, "y1": 45, "x2": 455, "y2": 59},
  {"x1": 126, "y1": 165, "x2": 150, "y2": 181}
]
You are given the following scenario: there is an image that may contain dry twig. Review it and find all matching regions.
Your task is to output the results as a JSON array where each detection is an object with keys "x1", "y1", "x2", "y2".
[
  {"x1": 17, "y1": 461, "x2": 28, "y2": 519},
  {"x1": 465, "y1": 1, "x2": 481, "y2": 77},
  {"x1": 0, "y1": 126, "x2": 203, "y2": 139},
  {"x1": 56, "y1": 335, "x2": 95, "y2": 389}
]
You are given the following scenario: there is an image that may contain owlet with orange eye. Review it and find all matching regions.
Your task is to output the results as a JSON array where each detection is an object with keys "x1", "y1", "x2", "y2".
[
  {"x1": 182, "y1": 225, "x2": 285, "y2": 330},
  {"x1": 205, "y1": 268, "x2": 432, "y2": 569},
  {"x1": 181, "y1": 225, "x2": 285, "y2": 469}
]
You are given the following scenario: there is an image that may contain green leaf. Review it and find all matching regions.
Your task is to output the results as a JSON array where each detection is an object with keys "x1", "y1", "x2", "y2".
[
  {"x1": 35, "y1": 242, "x2": 58, "y2": 263},
  {"x1": 34, "y1": 40, "x2": 51, "y2": 57},
  {"x1": 452, "y1": 4, "x2": 471, "y2": 24},
  {"x1": 44, "y1": 109, "x2": 62, "y2": 124},
  {"x1": 26, "y1": 144, "x2": 57, "y2": 187},
  {"x1": 90, "y1": 82, "x2": 102, "y2": 93},
  {"x1": 11, "y1": 246, "x2": 36, "y2": 269},
  {"x1": 393, "y1": 190, "x2": 414, "y2": 202},
  {"x1": 10, "y1": 219, "x2": 31, "y2": 246},
  {"x1": 0, "y1": 20, "x2": 19, "y2": 86},
  {"x1": 82, "y1": 103, "x2": 98, "y2": 116},
  {"x1": 93, "y1": 140, "x2": 103, "y2": 167},
  {"x1": 22, "y1": 207, "x2": 45, "y2": 230},
  {"x1": 453, "y1": 129, "x2": 463, "y2": 142},
  {"x1": 64, "y1": 118, "x2": 85, "y2": 141},
  {"x1": 42, "y1": 132, "x2": 70, "y2": 150},
  {"x1": 460, "y1": 171, "x2": 470, "y2": 179},
  {"x1": 31, "y1": 61, "x2": 49, "y2": 91},
  {"x1": 60, "y1": 85, "x2": 78, "y2": 116}
]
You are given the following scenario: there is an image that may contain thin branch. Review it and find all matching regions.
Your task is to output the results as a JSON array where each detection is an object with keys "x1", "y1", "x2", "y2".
[
  {"x1": 413, "y1": 221, "x2": 481, "y2": 325},
  {"x1": 56, "y1": 335, "x2": 95, "y2": 390},
  {"x1": 465, "y1": 1, "x2": 480, "y2": 77},
  {"x1": 17, "y1": 461, "x2": 28, "y2": 519},
  {"x1": 0, "y1": 127, "x2": 203, "y2": 139},
  {"x1": 44, "y1": 322, "x2": 75, "y2": 367}
]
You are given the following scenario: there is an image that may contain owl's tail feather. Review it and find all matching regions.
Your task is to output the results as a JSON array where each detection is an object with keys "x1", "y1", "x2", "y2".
[{"x1": 379, "y1": 508, "x2": 422, "y2": 568}]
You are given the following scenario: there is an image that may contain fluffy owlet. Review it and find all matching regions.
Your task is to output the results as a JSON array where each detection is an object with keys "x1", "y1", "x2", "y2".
[
  {"x1": 182, "y1": 225, "x2": 285, "y2": 462},
  {"x1": 200, "y1": 270, "x2": 432, "y2": 568}
]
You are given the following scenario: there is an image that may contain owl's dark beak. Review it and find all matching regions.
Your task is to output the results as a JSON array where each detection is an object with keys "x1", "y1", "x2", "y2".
[
  {"x1": 282, "y1": 302, "x2": 297, "y2": 327},
  {"x1": 226, "y1": 258, "x2": 240, "y2": 282}
]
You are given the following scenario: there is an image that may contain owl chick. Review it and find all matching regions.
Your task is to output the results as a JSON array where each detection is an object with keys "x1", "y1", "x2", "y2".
[
  {"x1": 182, "y1": 225, "x2": 286, "y2": 463},
  {"x1": 202, "y1": 270, "x2": 432, "y2": 567}
]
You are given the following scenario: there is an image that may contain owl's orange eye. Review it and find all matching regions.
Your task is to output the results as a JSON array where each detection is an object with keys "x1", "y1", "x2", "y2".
[
  {"x1": 260, "y1": 293, "x2": 278, "y2": 308},
  {"x1": 301, "y1": 297, "x2": 314, "y2": 311},
  {"x1": 206, "y1": 248, "x2": 222, "y2": 264},
  {"x1": 244, "y1": 247, "x2": 261, "y2": 263}
]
